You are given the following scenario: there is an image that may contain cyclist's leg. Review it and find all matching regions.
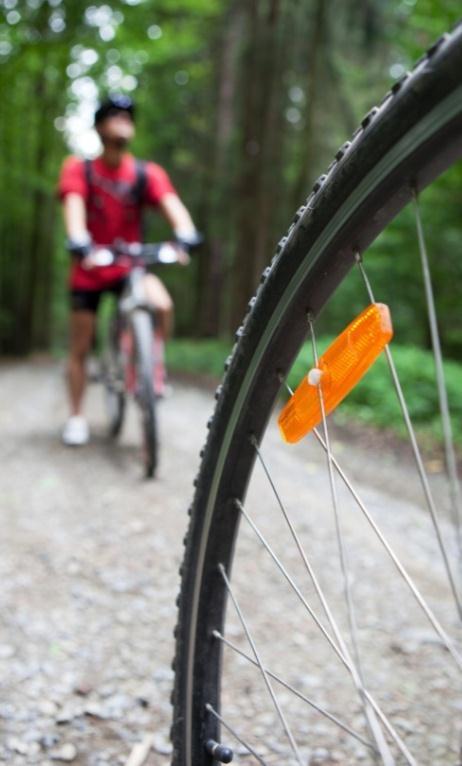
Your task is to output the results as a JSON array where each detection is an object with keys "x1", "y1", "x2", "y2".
[
  {"x1": 101, "y1": 281, "x2": 127, "y2": 438},
  {"x1": 67, "y1": 291, "x2": 100, "y2": 415},
  {"x1": 142, "y1": 273, "x2": 174, "y2": 339}
]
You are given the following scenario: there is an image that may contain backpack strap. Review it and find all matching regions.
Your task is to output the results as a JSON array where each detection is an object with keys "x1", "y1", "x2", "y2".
[
  {"x1": 83, "y1": 158, "x2": 94, "y2": 204},
  {"x1": 84, "y1": 158, "x2": 93, "y2": 185},
  {"x1": 132, "y1": 159, "x2": 147, "y2": 205}
]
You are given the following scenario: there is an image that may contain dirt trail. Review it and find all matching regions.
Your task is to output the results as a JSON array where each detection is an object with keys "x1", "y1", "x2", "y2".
[
  {"x1": 0, "y1": 360, "x2": 460, "y2": 765},
  {"x1": 0, "y1": 360, "x2": 206, "y2": 765}
]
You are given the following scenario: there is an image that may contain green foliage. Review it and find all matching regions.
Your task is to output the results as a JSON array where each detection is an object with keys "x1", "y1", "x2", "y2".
[
  {"x1": 166, "y1": 337, "x2": 462, "y2": 448},
  {"x1": 317, "y1": 159, "x2": 462, "y2": 358},
  {"x1": 166, "y1": 337, "x2": 230, "y2": 378},
  {"x1": 0, "y1": 0, "x2": 461, "y2": 360}
]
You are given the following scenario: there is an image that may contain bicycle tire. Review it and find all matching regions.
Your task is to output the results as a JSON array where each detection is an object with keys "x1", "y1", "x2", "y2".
[
  {"x1": 106, "y1": 385, "x2": 125, "y2": 438},
  {"x1": 172, "y1": 26, "x2": 462, "y2": 766},
  {"x1": 130, "y1": 308, "x2": 158, "y2": 479},
  {"x1": 102, "y1": 318, "x2": 126, "y2": 439}
]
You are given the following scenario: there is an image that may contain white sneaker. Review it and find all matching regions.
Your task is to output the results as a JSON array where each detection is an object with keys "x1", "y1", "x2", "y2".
[{"x1": 62, "y1": 415, "x2": 90, "y2": 446}]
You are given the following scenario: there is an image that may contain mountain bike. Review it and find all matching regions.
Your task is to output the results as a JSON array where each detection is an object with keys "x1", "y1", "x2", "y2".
[
  {"x1": 93, "y1": 241, "x2": 186, "y2": 478},
  {"x1": 172, "y1": 24, "x2": 462, "y2": 766}
]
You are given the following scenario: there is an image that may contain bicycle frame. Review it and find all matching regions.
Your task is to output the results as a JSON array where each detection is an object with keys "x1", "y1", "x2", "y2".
[
  {"x1": 112, "y1": 269, "x2": 164, "y2": 398},
  {"x1": 119, "y1": 266, "x2": 154, "y2": 316},
  {"x1": 99, "y1": 241, "x2": 184, "y2": 476}
]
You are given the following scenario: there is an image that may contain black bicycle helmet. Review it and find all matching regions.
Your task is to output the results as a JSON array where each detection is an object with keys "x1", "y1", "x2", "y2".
[{"x1": 94, "y1": 94, "x2": 135, "y2": 126}]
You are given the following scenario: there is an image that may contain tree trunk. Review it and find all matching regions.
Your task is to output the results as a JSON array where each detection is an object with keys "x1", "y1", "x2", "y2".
[
  {"x1": 195, "y1": 0, "x2": 245, "y2": 337},
  {"x1": 22, "y1": 67, "x2": 55, "y2": 352},
  {"x1": 292, "y1": 0, "x2": 327, "y2": 208},
  {"x1": 230, "y1": 0, "x2": 285, "y2": 333}
]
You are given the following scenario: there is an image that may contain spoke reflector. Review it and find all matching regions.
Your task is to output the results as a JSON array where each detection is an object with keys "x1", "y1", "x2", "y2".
[{"x1": 279, "y1": 304, "x2": 393, "y2": 443}]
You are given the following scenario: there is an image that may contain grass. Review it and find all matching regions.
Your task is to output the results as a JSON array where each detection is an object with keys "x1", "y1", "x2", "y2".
[
  {"x1": 167, "y1": 336, "x2": 462, "y2": 448},
  {"x1": 166, "y1": 338, "x2": 232, "y2": 380}
]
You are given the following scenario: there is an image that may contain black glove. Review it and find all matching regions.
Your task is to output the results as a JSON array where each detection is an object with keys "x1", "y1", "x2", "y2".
[
  {"x1": 174, "y1": 231, "x2": 203, "y2": 254},
  {"x1": 66, "y1": 235, "x2": 92, "y2": 260}
]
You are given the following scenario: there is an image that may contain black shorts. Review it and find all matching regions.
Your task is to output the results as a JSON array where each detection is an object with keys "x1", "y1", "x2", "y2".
[{"x1": 70, "y1": 281, "x2": 126, "y2": 313}]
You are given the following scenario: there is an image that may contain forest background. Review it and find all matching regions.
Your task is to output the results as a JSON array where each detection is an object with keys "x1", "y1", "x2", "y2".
[{"x1": 0, "y1": 0, "x2": 460, "y2": 376}]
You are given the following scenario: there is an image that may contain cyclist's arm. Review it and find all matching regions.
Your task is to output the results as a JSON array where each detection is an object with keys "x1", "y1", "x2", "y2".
[
  {"x1": 158, "y1": 192, "x2": 197, "y2": 240},
  {"x1": 59, "y1": 157, "x2": 91, "y2": 254},
  {"x1": 62, "y1": 193, "x2": 89, "y2": 242}
]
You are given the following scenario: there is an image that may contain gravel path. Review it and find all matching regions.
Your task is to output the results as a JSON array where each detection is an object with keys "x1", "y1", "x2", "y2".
[
  {"x1": 0, "y1": 360, "x2": 460, "y2": 765},
  {"x1": 0, "y1": 360, "x2": 205, "y2": 766}
]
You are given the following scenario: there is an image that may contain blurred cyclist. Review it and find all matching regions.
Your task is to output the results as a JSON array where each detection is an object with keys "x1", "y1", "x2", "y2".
[{"x1": 58, "y1": 94, "x2": 200, "y2": 446}]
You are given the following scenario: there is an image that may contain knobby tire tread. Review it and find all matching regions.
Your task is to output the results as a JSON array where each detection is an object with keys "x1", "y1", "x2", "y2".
[{"x1": 104, "y1": 321, "x2": 126, "y2": 439}]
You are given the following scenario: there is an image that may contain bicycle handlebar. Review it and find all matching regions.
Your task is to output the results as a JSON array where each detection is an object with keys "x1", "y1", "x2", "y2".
[{"x1": 86, "y1": 241, "x2": 187, "y2": 268}]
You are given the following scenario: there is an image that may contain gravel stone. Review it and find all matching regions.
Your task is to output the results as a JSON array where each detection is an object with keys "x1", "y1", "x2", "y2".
[
  {"x1": 40, "y1": 734, "x2": 61, "y2": 749},
  {"x1": 0, "y1": 644, "x2": 16, "y2": 659},
  {"x1": 50, "y1": 743, "x2": 78, "y2": 762}
]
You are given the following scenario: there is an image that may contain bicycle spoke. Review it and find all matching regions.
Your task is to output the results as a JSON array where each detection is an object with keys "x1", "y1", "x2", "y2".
[
  {"x1": 235, "y1": 498, "x2": 347, "y2": 666},
  {"x1": 356, "y1": 254, "x2": 462, "y2": 618},
  {"x1": 308, "y1": 319, "x2": 395, "y2": 765},
  {"x1": 280, "y1": 392, "x2": 422, "y2": 766},
  {"x1": 235, "y1": 499, "x2": 416, "y2": 765},
  {"x1": 251, "y1": 438, "x2": 354, "y2": 656},
  {"x1": 251, "y1": 441, "x2": 379, "y2": 680},
  {"x1": 218, "y1": 563, "x2": 304, "y2": 765},
  {"x1": 311, "y1": 424, "x2": 462, "y2": 670},
  {"x1": 213, "y1": 629, "x2": 375, "y2": 751},
  {"x1": 309, "y1": 319, "x2": 363, "y2": 663},
  {"x1": 205, "y1": 704, "x2": 269, "y2": 766},
  {"x1": 286, "y1": 375, "x2": 461, "y2": 661},
  {"x1": 413, "y1": 192, "x2": 462, "y2": 549}
]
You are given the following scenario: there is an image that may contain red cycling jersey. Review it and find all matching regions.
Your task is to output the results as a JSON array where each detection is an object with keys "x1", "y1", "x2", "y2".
[{"x1": 58, "y1": 154, "x2": 176, "y2": 290}]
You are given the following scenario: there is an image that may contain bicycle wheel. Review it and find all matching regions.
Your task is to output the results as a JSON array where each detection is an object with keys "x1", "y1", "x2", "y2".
[
  {"x1": 131, "y1": 308, "x2": 158, "y2": 478},
  {"x1": 172, "y1": 26, "x2": 462, "y2": 766},
  {"x1": 102, "y1": 317, "x2": 126, "y2": 438}
]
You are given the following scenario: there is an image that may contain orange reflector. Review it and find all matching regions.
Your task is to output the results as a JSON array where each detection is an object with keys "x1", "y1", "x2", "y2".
[{"x1": 279, "y1": 303, "x2": 393, "y2": 443}]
